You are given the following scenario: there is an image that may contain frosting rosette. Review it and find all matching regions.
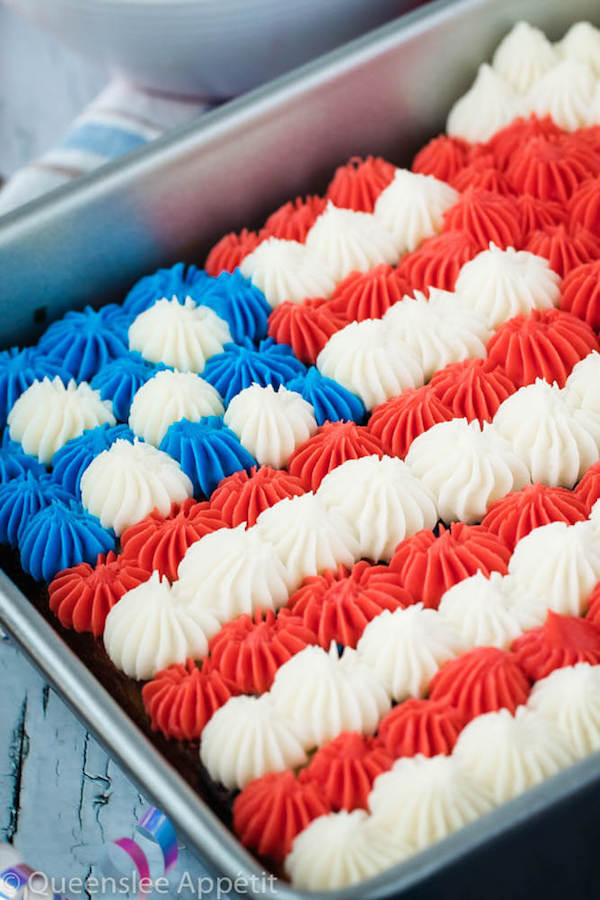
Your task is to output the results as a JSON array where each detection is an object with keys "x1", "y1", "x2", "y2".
[
  {"x1": 486, "y1": 115, "x2": 562, "y2": 170},
  {"x1": 270, "y1": 643, "x2": 390, "y2": 749},
  {"x1": 287, "y1": 421, "x2": 383, "y2": 492},
  {"x1": 0, "y1": 471, "x2": 72, "y2": 547},
  {"x1": 493, "y1": 380, "x2": 599, "y2": 487},
  {"x1": 517, "y1": 194, "x2": 567, "y2": 239},
  {"x1": 316, "y1": 318, "x2": 425, "y2": 412},
  {"x1": 0, "y1": 346, "x2": 69, "y2": 426},
  {"x1": 286, "y1": 367, "x2": 366, "y2": 427},
  {"x1": 453, "y1": 707, "x2": 574, "y2": 803},
  {"x1": 223, "y1": 384, "x2": 317, "y2": 468},
  {"x1": 142, "y1": 657, "x2": 234, "y2": 742},
  {"x1": 234, "y1": 770, "x2": 330, "y2": 862},
  {"x1": 0, "y1": 434, "x2": 45, "y2": 483},
  {"x1": 506, "y1": 134, "x2": 600, "y2": 204},
  {"x1": 481, "y1": 482, "x2": 587, "y2": 550},
  {"x1": 80, "y1": 438, "x2": 193, "y2": 535},
  {"x1": 240, "y1": 237, "x2": 336, "y2": 307},
  {"x1": 205, "y1": 229, "x2": 262, "y2": 277},
  {"x1": 103, "y1": 571, "x2": 221, "y2": 680},
  {"x1": 209, "y1": 465, "x2": 305, "y2": 528},
  {"x1": 451, "y1": 154, "x2": 512, "y2": 197},
  {"x1": 129, "y1": 370, "x2": 224, "y2": 446},
  {"x1": 492, "y1": 22, "x2": 557, "y2": 93},
  {"x1": 524, "y1": 59, "x2": 596, "y2": 131},
  {"x1": 512, "y1": 610, "x2": 600, "y2": 681},
  {"x1": 197, "y1": 269, "x2": 270, "y2": 343},
  {"x1": 128, "y1": 297, "x2": 231, "y2": 372},
  {"x1": 568, "y1": 177, "x2": 600, "y2": 234},
  {"x1": 560, "y1": 259, "x2": 600, "y2": 330},
  {"x1": 374, "y1": 169, "x2": 458, "y2": 254},
  {"x1": 325, "y1": 156, "x2": 396, "y2": 213},
  {"x1": 565, "y1": 352, "x2": 600, "y2": 423},
  {"x1": 559, "y1": 22, "x2": 600, "y2": 74},
  {"x1": 326, "y1": 264, "x2": 410, "y2": 323},
  {"x1": 120, "y1": 498, "x2": 225, "y2": 582},
  {"x1": 442, "y1": 188, "x2": 523, "y2": 251},
  {"x1": 255, "y1": 492, "x2": 360, "y2": 591},
  {"x1": 317, "y1": 455, "x2": 438, "y2": 562},
  {"x1": 576, "y1": 460, "x2": 600, "y2": 514},
  {"x1": 200, "y1": 694, "x2": 307, "y2": 789},
  {"x1": 48, "y1": 550, "x2": 147, "y2": 637},
  {"x1": 202, "y1": 337, "x2": 305, "y2": 405},
  {"x1": 428, "y1": 359, "x2": 516, "y2": 425},
  {"x1": 405, "y1": 418, "x2": 530, "y2": 525},
  {"x1": 528, "y1": 663, "x2": 600, "y2": 759},
  {"x1": 447, "y1": 64, "x2": 523, "y2": 142},
  {"x1": 412, "y1": 134, "x2": 471, "y2": 182},
  {"x1": 122, "y1": 262, "x2": 210, "y2": 318},
  {"x1": 397, "y1": 230, "x2": 479, "y2": 294},
  {"x1": 525, "y1": 222, "x2": 600, "y2": 276},
  {"x1": 267, "y1": 299, "x2": 346, "y2": 365},
  {"x1": 356, "y1": 604, "x2": 465, "y2": 701},
  {"x1": 90, "y1": 352, "x2": 168, "y2": 423},
  {"x1": 367, "y1": 386, "x2": 453, "y2": 459},
  {"x1": 305, "y1": 202, "x2": 398, "y2": 280},
  {"x1": 263, "y1": 195, "x2": 327, "y2": 242},
  {"x1": 454, "y1": 243, "x2": 560, "y2": 329},
  {"x1": 377, "y1": 699, "x2": 467, "y2": 759},
  {"x1": 8, "y1": 377, "x2": 115, "y2": 464},
  {"x1": 37, "y1": 305, "x2": 129, "y2": 382},
  {"x1": 51, "y1": 423, "x2": 135, "y2": 497}
]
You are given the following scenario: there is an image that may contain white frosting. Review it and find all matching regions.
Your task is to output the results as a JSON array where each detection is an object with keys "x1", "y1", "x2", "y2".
[
  {"x1": 528, "y1": 663, "x2": 600, "y2": 759},
  {"x1": 255, "y1": 492, "x2": 360, "y2": 591},
  {"x1": 316, "y1": 318, "x2": 425, "y2": 412},
  {"x1": 453, "y1": 707, "x2": 575, "y2": 803},
  {"x1": 8, "y1": 376, "x2": 115, "y2": 465},
  {"x1": 270, "y1": 643, "x2": 390, "y2": 749},
  {"x1": 405, "y1": 418, "x2": 530, "y2": 525},
  {"x1": 508, "y1": 520, "x2": 600, "y2": 617},
  {"x1": 174, "y1": 523, "x2": 290, "y2": 621},
  {"x1": 285, "y1": 810, "x2": 411, "y2": 891},
  {"x1": 374, "y1": 169, "x2": 458, "y2": 254},
  {"x1": 356, "y1": 604, "x2": 466, "y2": 702},
  {"x1": 492, "y1": 22, "x2": 558, "y2": 93},
  {"x1": 128, "y1": 369, "x2": 224, "y2": 446},
  {"x1": 103, "y1": 572, "x2": 221, "y2": 680},
  {"x1": 223, "y1": 383, "x2": 317, "y2": 468},
  {"x1": 200, "y1": 694, "x2": 307, "y2": 789},
  {"x1": 368, "y1": 755, "x2": 493, "y2": 850},
  {"x1": 493, "y1": 380, "x2": 599, "y2": 489},
  {"x1": 239, "y1": 237, "x2": 336, "y2": 307},
  {"x1": 305, "y1": 201, "x2": 398, "y2": 281},
  {"x1": 383, "y1": 289, "x2": 490, "y2": 380},
  {"x1": 524, "y1": 59, "x2": 596, "y2": 131},
  {"x1": 316, "y1": 454, "x2": 438, "y2": 562},
  {"x1": 128, "y1": 296, "x2": 231, "y2": 372},
  {"x1": 438, "y1": 571, "x2": 544, "y2": 650},
  {"x1": 564, "y1": 351, "x2": 600, "y2": 417},
  {"x1": 558, "y1": 22, "x2": 600, "y2": 76},
  {"x1": 80, "y1": 438, "x2": 193, "y2": 535},
  {"x1": 454, "y1": 244, "x2": 561, "y2": 330},
  {"x1": 447, "y1": 64, "x2": 523, "y2": 143}
]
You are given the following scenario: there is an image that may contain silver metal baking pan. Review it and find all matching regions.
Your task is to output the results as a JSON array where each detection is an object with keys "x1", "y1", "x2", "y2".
[{"x1": 3, "y1": 0, "x2": 600, "y2": 896}]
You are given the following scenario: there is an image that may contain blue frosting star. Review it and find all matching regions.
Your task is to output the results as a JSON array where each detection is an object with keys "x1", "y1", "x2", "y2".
[
  {"x1": 198, "y1": 269, "x2": 270, "y2": 342},
  {"x1": 122, "y1": 262, "x2": 211, "y2": 318},
  {"x1": 0, "y1": 472, "x2": 73, "y2": 548},
  {"x1": 0, "y1": 346, "x2": 71, "y2": 426},
  {"x1": 91, "y1": 352, "x2": 168, "y2": 422},
  {"x1": 286, "y1": 366, "x2": 366, "y2": 425},
  {"x1": 37, "y1": 305, "x2": 130, "y2": 382},
  {"x1": 202, "y1": 337, "x2": 306, "y2": 405}
]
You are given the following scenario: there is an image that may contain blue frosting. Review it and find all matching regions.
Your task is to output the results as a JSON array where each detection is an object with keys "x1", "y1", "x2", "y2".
[
  {"x1": 0, "y1": 347, "x2": 71, "y2": 426},
  {"x1": 51, "y1": 424, "x2": 135, "y2": 497},
  {"x1": 198, "y1": 269, "x2": 270, "y2": 342},
  {"x1": 37, "y1": 305, "x2": 130, "y2": 382},
  {"x1": 159, "y1": 417, "x2": 256, "y2": 497},
  {"x1": 19, "y1": 499, "x2": 115, "y2": 582},
  {"x1": 202, "y1": 338, "x2": 306, "y2": 405},
  {"x1": 122, "y1": 262, "x2": 210, "y2": 319},
  {"x1": 91, "y1": 352, "x2": 168, "y2": 422},
  {"x1": 0, "y1": 432, "x2": 46, "y2": 483},
  {"x1": 286, "y1": 367, "x2": 366, "y2": 425},
  {"x1": 0, "y1": 472, "x2": 73, "y2": 548}
]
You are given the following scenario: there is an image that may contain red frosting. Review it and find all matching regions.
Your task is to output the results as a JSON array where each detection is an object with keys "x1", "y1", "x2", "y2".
[
  {"x1": 142, "y1": 658, "x2": 235, "y2": 741},
  {"x1": 267, "y1": 298, "x2": 346, "y2": 364},
  {"x1": 263, "y1": 195, "x2": 327, "y2": 242},
  {"x1": 233, "y1": 770, "x2": 330, "y2": 861},
  {"x1": 525, "y1": 223, "x2": 600, "y2": 277},
  {"x1": 481, "y1": 483, "x2": 587, "y2": 551},
  {"x1": 586, "y1": 580, "x2": 600, "y2": 626},
  {"x1": 512, "y1": 610, "x2": 600, "y2": 681},
  {"x1": 485, "y1": 115, "x2": 563, "y2": 170},
  {"x1": 120, "y1": 499, "x2": 225, "y2": 582},
  {"x1": 205, "y1": 228, "x2": 262, "y2": 276},
  {"x1": 516, "y1": 194, "x2": 567, "y2": 241},
  {"x1": 452, "y1": 154, "x2": 513, "y2": 196},
  {"x1": 442, "y1": 188, "x2": 523, "y2": 250},
  {"x1": 390, "y1": 524, "x2": 511, "y2": 610},
  {"x1": 560, "y1": 259, "x2": 600, "y2": 330},
  {"x1": 209, "y1": 465, "x2": 305, "y2": 527},
  {"x1": 376, "y1": 699, "x2": 467, "y2": 758},
  {"x1": 367, "y1": 385, "x2": 454, "y2": 459},
  {"x1": 486, "y1": 308, "x2": 599, "y2": 389},
  {"x1": 298, "y1": 732, "x2": 393, "y2": 811},
  {"x1": 48, "y1": 551, "x2": 148, "y2": 637},
  {"x1": 288, "y1": 561, "x2": 409, "y2": 649},
  {"x1": 412, "y1": 134, "x2": 472, "y2": 182},
  {"x1": 576, "y1": 126, "x2": 600, "y2": 155},
  {"x1": 428, "y1": 358, "x2": 516, "y2": 424},
  {"x1": 208, "y1": 607, "x2": 316, "y2": 694},
  {"x1": 397, "y1": 230, "x2": 480, "y2": 294},
  {"x1": 429, "y1": 647, "x2": 531, "y2": 721},
  {"x1": 504, "y1": 135, "x2": 600, "y2": 203},
  {"x1": 325, "y1": 156, "x2": 396, "y2": 213},
  {"x1": 575, "y1": 461, "x2": 600, "y2": 515},
  {"x1": 287, "y1": 420, "x2": 384, "y2": 492},
  {"x1": 326, "y1": 264, "x2": 410, "y2": 323},
  {"x1": 568, "y1": 177, "x2": 600, "y2": 232}
]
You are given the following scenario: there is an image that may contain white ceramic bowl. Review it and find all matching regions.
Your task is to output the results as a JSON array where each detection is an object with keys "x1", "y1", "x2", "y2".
[{"x1": 6, "y1": 0, "x2": 409, "y2": 98}]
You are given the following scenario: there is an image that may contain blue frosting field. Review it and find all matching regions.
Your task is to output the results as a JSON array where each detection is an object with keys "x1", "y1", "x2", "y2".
[
  {"x1": 160, "y1": 417, "x2": 256, "y2": 497},
  {"x1": 0, "y1": 472, "x2": 73, "y2": 548},
  {"x1": 51, "y1": 424, "x2": 135, "y2": 498},
  {"x1": 0, "y1": 347, "x2": 71, "y2": 426},
  {"x1": 91, "y1": 352, "x2": 168, "y2": 422},
  {"x1": 37, "y1": 305, "x2": 130, "y2": 382},
  {"x1": 286, "y1": 366, "x2": 366, "y2": 425},
  {"x1": 202, "y1": 338, "x2": 306, "y2": 405},
  {"x1": 122, "y1": 262, "x2": 211, "y2": 319},
  {"x1": 199, "y1": 269, "x2": 270, "y2": 343},
  {"x1": 0, "y1": 432, "x2": 46, "y2": 482}
]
